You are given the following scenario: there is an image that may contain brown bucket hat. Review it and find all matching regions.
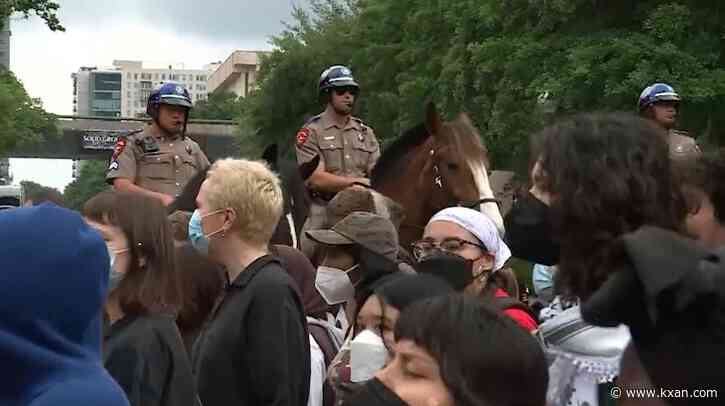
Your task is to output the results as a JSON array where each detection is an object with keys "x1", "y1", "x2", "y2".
[{"x1": 306, "y1": 211, "x2": 399, "y2": 262}]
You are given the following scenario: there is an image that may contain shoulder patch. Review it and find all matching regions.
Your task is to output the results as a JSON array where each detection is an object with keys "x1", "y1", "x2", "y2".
[
  {"x1": 108, "y1": 136, "x2": 128, "y2": 170},
  {"x1": 296, "y1": 128, "x2": 311, "y2": 146}
]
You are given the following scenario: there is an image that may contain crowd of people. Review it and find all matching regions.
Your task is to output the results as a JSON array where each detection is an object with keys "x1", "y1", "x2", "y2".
[{"x1": 1, "y1": 72, "x2": 724, "y2": 406}]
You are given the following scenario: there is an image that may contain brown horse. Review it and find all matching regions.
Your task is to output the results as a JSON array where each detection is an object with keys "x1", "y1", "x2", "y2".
[{"x1": 371, "y1": 102, "x2": 504, "y2": 249}]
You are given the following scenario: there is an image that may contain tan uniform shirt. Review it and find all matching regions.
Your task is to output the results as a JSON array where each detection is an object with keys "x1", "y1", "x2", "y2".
[
  {"x1": 106, "y1": 128, "x2": 210, "y2": 197},
  {"x1": 295, "y1": 110, "x2": 381, "y2": 185},
  {"x1": 668, "y1": 129, "x2": 701, "y2": 161}
]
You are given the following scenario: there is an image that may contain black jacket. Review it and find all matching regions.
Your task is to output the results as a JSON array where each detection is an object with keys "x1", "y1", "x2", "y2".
[
  {"x1": 192, "y1": 255, "x2": 311, "y2": 406},
  {"x1": 104, "y1": 314, "x2": 200, "y2": 406}
]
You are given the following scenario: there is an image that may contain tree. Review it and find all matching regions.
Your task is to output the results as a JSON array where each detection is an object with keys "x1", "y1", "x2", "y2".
[
  {"x1": 0, "y1": 0, "x2": 64, "y2": 31},
  {"x1": 63, "y1": 160, "x2": 110, "y2": 210},
  {"x1": 0, "y1": 69, "x2": 58, "y2": 155},
  {"x1": 20, "y1": 179, "x2": 63, "y2": 205},
  {"x1": 0, "y1": 1, "x2": 63, "y2": 155},
  {"x1": 245, "y1": 0, "x2": 725, "y2": 170},
  {"x1": 189, "y1": 91, "x2": 243, "y2": 121}
]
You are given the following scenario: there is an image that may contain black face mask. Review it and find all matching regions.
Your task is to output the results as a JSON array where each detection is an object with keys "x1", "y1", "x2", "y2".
[
  {"x1": 343, "y1": 377, "x2": 407, "y2": 406},
  {"x1": 414, "y1": 251, "x2": 474, "y2": 291},
  {"x1": 504, "y1": 191, "x2": 560, "y2": 266}
]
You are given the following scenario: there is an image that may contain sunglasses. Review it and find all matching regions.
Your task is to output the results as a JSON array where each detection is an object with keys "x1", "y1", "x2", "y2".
[{"x1": 333, "y1": 87, "x2": 359, "y2": 96}]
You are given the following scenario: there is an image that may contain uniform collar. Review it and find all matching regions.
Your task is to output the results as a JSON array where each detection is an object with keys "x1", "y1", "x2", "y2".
[{"x1": 321, "y1": 109, "x2": 361, "y2": 131}]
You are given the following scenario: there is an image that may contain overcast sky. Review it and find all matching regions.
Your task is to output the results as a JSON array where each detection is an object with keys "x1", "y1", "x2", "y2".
[{"x1": 8, "y1": 0, "x2": 302, "y2": 191}]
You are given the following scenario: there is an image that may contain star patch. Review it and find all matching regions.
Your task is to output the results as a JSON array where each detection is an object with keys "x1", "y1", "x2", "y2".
[{"x1": 296, "y1": 128, "x2": 310, "y2": 146}]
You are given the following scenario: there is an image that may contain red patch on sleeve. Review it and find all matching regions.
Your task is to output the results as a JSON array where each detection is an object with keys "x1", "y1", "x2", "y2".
[
  {"x1": 296, "y1": 128, "x2": 310, "y2": 146},
  {"x1": 111, "y1": 138, "x2": 127, "y2": 161}
]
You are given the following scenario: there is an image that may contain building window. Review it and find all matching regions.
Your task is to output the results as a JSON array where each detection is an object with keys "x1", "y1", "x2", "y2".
[
  {"x1": 134, "y1": 73, "x2": 138, "y2": 80},
  {"x1": 162, "y1": 74, "x2": 166, "y2": 80},
  {"x1": 127, "y1": 73, "x2": 131, "y2": 79},
  {"x1": 154, "y1": 73, "x2": 159, "y2": 80}
]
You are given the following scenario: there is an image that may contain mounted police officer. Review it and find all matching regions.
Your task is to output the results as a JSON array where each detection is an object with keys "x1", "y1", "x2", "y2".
[
  {"x1": 106, "y1": 83, "x2": 210, "y2": 206},
  {"x1": 295, "y1": 65, "x2": 381, "y2": 258},
  {"x1": 638, "y1": 83, "x2": 701, "y2": 160}
]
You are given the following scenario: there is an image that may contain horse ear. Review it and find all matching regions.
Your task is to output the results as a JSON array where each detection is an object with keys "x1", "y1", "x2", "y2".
[
  {"x1": 425, "y1": 102, "x2": 443, "y2": 136},
  {"x1": 262, "y1": 144, "x2": 279, "y2": 171}
]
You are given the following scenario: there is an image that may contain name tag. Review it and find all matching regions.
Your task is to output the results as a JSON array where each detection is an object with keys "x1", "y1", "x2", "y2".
[{"x1": 324, "y1": 136, "x2": 335, "y2": 140}]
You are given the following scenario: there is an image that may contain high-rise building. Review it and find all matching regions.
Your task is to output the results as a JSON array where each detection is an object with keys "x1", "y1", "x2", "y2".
[
  {"x1": 71, "y1": 67, "x2": 122, "y2": 117},
  {"x1": 0, "y1": 17, "x2": 10, "y2": 69},
  {"x1": 112, "y1": 60, "x2": 215, "y2": 118},
  {"x1": 207, "y1": 51, "x2": 268, "y2": 98}
]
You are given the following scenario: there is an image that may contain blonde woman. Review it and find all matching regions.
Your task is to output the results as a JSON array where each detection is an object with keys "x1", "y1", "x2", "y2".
[{"x1": 189, "y1": 159, "x2": 310, "y2": 406}]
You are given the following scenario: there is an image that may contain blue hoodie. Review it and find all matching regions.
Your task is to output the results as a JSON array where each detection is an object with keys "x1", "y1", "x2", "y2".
[{"x1": 0, "y1": 203, "x2": 129, "y2": 406}]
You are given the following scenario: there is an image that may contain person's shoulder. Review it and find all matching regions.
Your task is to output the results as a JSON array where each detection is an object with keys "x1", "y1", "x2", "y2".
[
  {"x1": 352, "y1": 116, "x2": 373, "y2": 131},
  {"x1": 252, "y1": 259, "x2": 299, "y2": 295},
  {"x1": 122, "y1": 128, "x2": 146, "y2": 143},
  {"x1": 29, "y1": 370, "x2": 129, "y2": 406},
  {"x1": 303, "y1": 114, "x2": 323, "y2": 129}
]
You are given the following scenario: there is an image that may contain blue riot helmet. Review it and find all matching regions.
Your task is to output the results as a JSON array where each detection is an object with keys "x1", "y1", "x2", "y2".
[
  {"x1": 638, "y1": 83, "x2": 681, "y2": 112},
  {"x1": 146, "y1": 83, "x2": 193, "y2": 136},
  {"x1": 318, "y1": 65, "x2": 359, "y2": 96}
]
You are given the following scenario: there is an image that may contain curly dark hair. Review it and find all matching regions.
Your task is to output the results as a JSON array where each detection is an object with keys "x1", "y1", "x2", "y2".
[{"x1": 534, "y1": 113, "x2": 686, "y2": 300}]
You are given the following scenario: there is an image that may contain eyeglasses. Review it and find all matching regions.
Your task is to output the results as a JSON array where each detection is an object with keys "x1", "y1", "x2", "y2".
[
  {"x1": 411, "y1": 237, "x2": 486, "y2": 261},
  {"x1": 333, "y1": 87, "x2": 358, "y2": 96}
]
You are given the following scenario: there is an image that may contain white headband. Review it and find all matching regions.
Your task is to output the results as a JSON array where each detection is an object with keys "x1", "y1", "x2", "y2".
[{"x1": 429, "y1": 207, "x2": 512, "y2": 271}]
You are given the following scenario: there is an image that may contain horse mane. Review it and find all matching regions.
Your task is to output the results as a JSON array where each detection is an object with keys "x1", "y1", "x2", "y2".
[{"x1": 371, "y1": 123, "x2": 429, "y2": 187}]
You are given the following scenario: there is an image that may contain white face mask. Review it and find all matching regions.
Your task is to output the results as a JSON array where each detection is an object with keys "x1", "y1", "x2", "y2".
[
  {"x1": 314, "y1": 264, "x2": 359, "y2": 305},
  {"x1": 350, "y1": 329, "x2": 390, "y2": 383}
]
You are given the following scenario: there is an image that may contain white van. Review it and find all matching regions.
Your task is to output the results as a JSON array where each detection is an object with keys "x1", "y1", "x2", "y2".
[{"x1": 0, "y1": 184, "x2": 23, "y2": 210}]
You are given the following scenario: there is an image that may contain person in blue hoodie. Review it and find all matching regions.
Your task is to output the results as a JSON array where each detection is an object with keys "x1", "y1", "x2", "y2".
[{"x1": 0, "y1": 203, "x2": 129, "y2": 406}]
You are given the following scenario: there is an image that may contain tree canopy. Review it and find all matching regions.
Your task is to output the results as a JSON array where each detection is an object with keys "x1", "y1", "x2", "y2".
[
  {"x1": 244, "y1": 0, "x2": 725, "y2": 169},
  {"x1": 0, "y1": 69, "x2": 58, "y2": 156},
  {"x1": 189, "y1": 91, "x2": 243, "y2": 121},
  {"x1": 0, "y1": 0, "x2": 64, "y2": 31},
  {"x1": 63, "y1": 160, "x2": 110, "y2": 210}
]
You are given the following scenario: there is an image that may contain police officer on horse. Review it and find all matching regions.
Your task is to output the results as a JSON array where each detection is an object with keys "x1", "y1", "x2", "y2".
[
  {"x1": 107, "y1": 83, "x2": 210, "y2": 206},
  {"x1": 295, "y1": 65, "x2": 381, "y2": 258},
  {"x1": 638, "y1": 83, "x2": 700, "y2": 159}
]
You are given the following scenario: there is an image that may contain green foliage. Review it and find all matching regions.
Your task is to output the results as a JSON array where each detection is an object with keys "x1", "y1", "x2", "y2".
[
  {"x1": 0, "y1": 0, "x2": 64, "y2": 31},
  {"x1": 63, "y1": 160, "x2": 110, "y2": 210},
  {"x1": 0, "y1": 69, "x2": 58, "y2": 156},
  {"x1": 189, "y1": 91, "x2": 243, "y2": 121},
  {"x1": 245, "y1": 0, "x2": 725, "y2": 169},
  {"x1": 20, "y1": 179, "x2": 62, "y2": 205}
]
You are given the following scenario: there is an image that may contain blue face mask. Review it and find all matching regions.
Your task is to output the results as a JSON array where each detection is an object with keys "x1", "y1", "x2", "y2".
[
  {"x1": 188, "y1": 209, "x2": 210, "y2": 256},
  {"x1": 108, "y1": 246, "x2": 129, "y2": 291},
  {"x1": 188, "y1": 208, "x2": 225, "y2": 256}
]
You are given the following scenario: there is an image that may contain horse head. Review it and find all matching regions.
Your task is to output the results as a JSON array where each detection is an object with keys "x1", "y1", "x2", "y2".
[{"x1": 372, "y1": 102, "x2": 504, "y2": 248}]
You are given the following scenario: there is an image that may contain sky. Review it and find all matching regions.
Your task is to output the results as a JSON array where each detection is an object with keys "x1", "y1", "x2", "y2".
[{"x1": 8, "y1": 0, "x2": 303, "y2": 191}]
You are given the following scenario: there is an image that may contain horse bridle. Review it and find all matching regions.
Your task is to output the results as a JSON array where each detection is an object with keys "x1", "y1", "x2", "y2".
[{"x1": 429, "y1": 149, "x2": 502, "y2": 210}]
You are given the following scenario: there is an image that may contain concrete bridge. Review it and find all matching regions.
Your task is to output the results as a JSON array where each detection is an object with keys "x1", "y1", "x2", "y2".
[{"x1": 3, "y1": 115, "x2": 240, "y2": 162}]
